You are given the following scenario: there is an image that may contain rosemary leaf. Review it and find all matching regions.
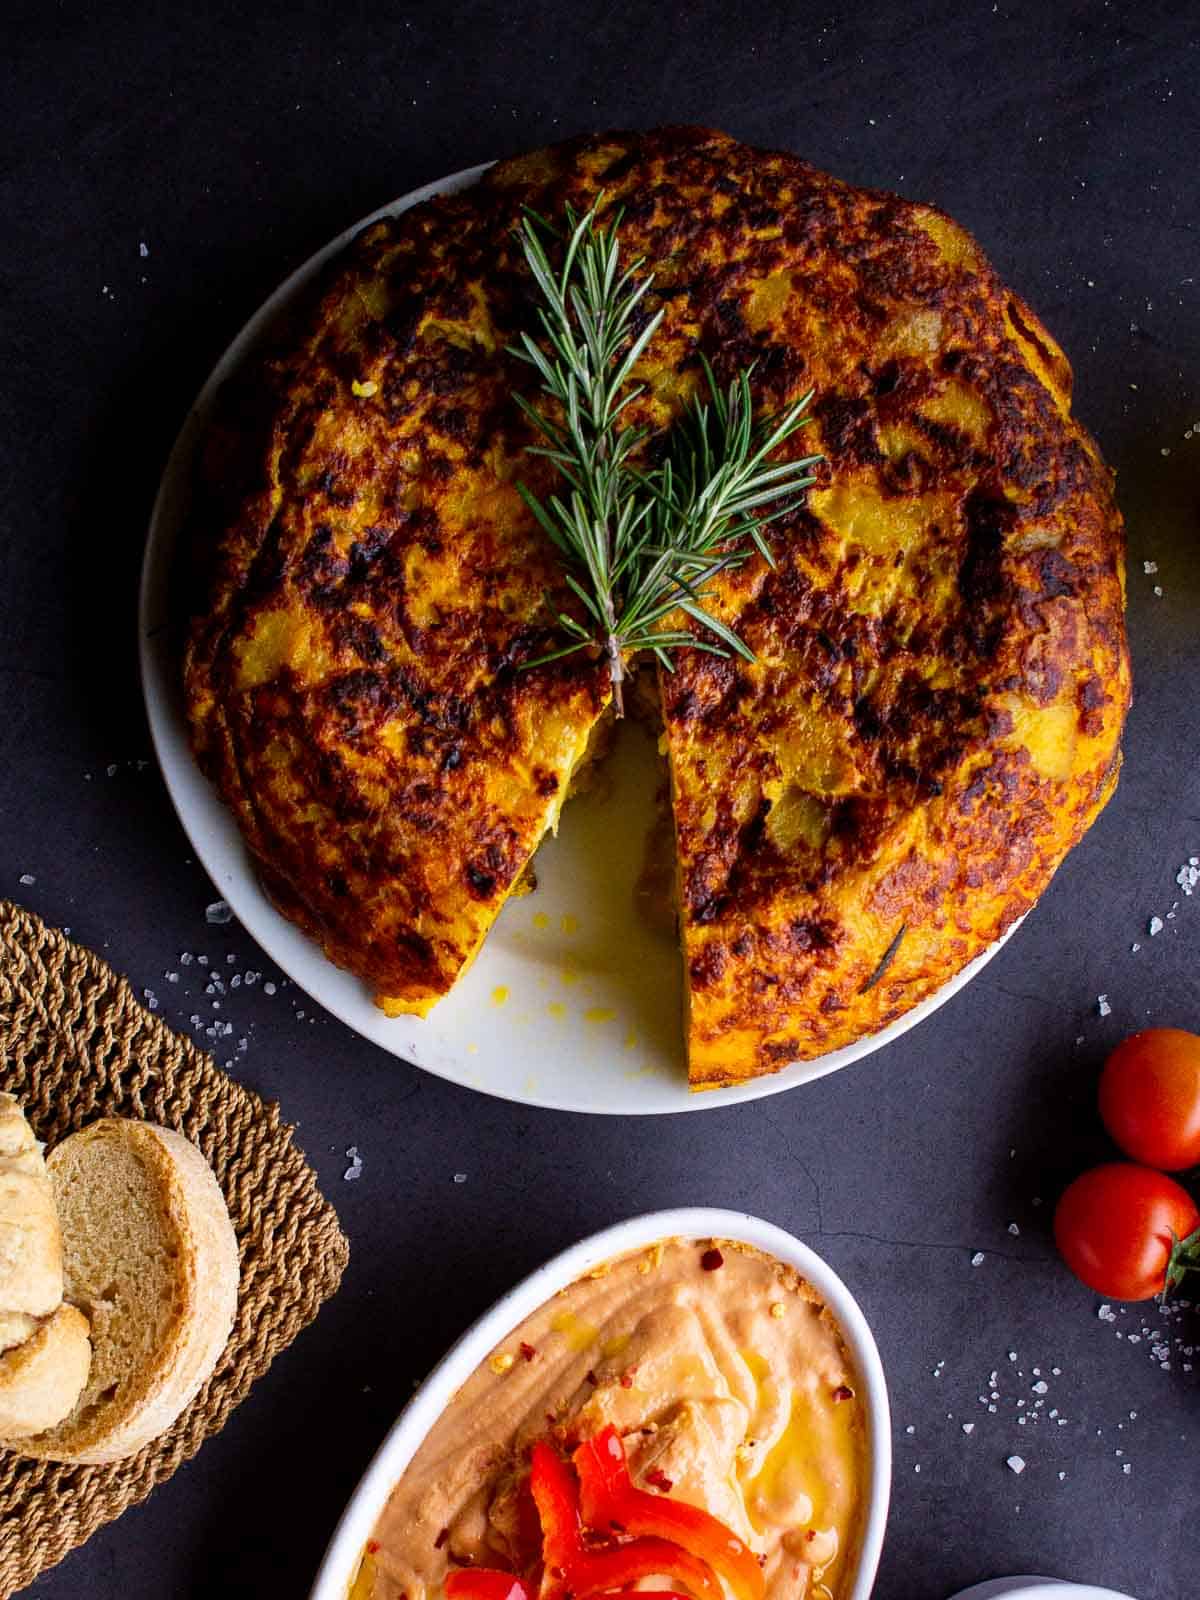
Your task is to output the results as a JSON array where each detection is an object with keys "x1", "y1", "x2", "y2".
[{"x1": 510, "y1": 200, "x2": 822, "y2": 714}]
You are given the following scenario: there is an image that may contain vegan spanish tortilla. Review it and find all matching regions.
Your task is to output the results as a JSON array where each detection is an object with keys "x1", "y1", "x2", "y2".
[{"x1": 183, "y1": 126, "x2": 1130, "y2": 1086}]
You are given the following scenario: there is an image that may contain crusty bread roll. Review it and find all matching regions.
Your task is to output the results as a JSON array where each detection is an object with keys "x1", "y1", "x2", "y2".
[
  {"x1": 0, "y1": 1304, "x2": 92, "y2": 1438},
  {"x1": 0, "y1": 1092, "x2": 64, "y2": 1318},
  {"x1": 9, "y1": 1120, "x2": 239, "y2": 1464}
]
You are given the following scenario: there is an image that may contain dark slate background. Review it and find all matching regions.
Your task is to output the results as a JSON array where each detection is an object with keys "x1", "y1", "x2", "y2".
[{"x1": 3, "y1": 2, "x2": 1198, "y2": 1596}]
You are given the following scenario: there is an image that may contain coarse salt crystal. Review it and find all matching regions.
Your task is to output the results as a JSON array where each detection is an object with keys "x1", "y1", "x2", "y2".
[
  {"x1": 1149, "y1": 915, "x2": 1164, "y2": 935},
  {"x1": 264, "y1": 981, "x2": 277, "y2": 996},
  {"x1": 1006, "y1": 1455, "x2": 1026, "y2": 1474},
  {"x1": 453, "y1": 1172, "x2": 467, "y2": 1184},
  {"x1": 1032, "y1": 1380, "x2": 1049, "y2": 1394},
  {"x1": 343, "y1": 1146, "x2": 363, "y2": 1181},
  {"x1": 206, "y1": 900, "x2": 233, "y2": 925},
  {"x1": 1143, "y1": 560, "x2": 1158, "y2": 574},
  {"x1": 18, "y1": 874, "x2": 35, "y2": 886},
  {"x1": 971, "y1": 1252, "x2": 985, "y2": 1267},
  {"x1": 962, "y1": 1422, "x2": 974, "y2": 1434},
  {"x1": 1097, "y1": 995, "x2": 1111, "y2": 1017},
  {"x1": 1008, "y1": 1222, "x2": 1020, "y2": 1236}
]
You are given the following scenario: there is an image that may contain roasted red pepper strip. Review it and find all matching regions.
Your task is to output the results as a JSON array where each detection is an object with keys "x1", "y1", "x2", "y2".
[
  {"x1": 574, "y1": 1426, "x2": 765, "y2": 1600},
  {"x1": 445, "y1": 1571, "x2": 535, "y2": 1600},
  {"x1": 529, "y1": 1440, "x2": 724, "y2": 1600}
]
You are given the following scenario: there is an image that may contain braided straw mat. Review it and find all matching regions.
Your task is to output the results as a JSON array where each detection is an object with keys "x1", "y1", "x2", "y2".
[{"x1": 0, "y1": 900, "x2": 350, "y2": 1596}]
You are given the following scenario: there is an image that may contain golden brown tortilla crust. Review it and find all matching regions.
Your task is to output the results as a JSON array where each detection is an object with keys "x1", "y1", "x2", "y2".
[{"x1": 184, "y1": 127, "x2": 1129, "y2": 1064}]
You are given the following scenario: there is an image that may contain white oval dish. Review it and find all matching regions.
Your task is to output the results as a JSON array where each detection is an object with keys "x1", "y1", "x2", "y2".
[
  {"x1": 140, "y1": 161, "x2": 1022, "y2": 1114},
  {"x1": 948, "y1": 1582, "x2": 1139, "y2": 1600},
  {"x1": 308, "y1": 1208, "x2": 891, "y2": 1600}
]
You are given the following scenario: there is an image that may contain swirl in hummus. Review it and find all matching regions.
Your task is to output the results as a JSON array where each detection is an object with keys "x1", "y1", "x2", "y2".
[{"x1": 353, "y1": 1238, "x2": 866, "y2": 1600}]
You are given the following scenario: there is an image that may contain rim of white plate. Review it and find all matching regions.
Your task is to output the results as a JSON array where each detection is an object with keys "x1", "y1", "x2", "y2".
[
  {"x1": 139, "y1": 160, "x2": 1022, "y2": 1115},
  {"x1": 307, "y1": 1208, "x2": 892, "y2": 1600}
]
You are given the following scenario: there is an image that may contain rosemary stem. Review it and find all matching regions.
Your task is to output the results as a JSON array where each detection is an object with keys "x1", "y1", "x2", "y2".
[{"x1": 510, "y1": 202, "x2": 820, "y2": 697}]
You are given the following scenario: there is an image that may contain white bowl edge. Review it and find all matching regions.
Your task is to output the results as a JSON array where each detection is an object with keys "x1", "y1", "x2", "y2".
[{"x1": 308, "y1": 1208, "x2": 892, "y2": 1600}]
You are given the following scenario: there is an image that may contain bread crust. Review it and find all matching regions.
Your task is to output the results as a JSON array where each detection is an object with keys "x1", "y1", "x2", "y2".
[
  {"x1": 12, "y1": 1120, "x2": 239, "y2": 1464},
  {"x1": 0, "y1": 1304, "x2": 91, "y2": 1438}
]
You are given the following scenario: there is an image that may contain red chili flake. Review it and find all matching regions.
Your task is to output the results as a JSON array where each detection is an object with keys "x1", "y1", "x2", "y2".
[
  {"x1": 619, "y1": 1369, "x2": 635, "y2": 1389},
  {"x1": 520, "y1": 1341, "x2": 537, "y2": 1362},
  {"x1": 700, "y1": 1247, "x2": 725, "y2": 1271},
  {"x1": 434, "y1": 1528, "x2": 450, "y2": 1549},
  {"x1": 366, "y1": 1540, "x2": 381, "y2": 1555},
  {"x1": 832, "y1": 1384, "x2": 855, "y2": 1402},
  {"x1": 645, "y1": 1467, "x2": 674, "y2": 1493},
  {"x1": 586, "y1": 1368, "x2": 599, "y2": 1387},
  {"x1": 806, "y1": 1529, "x2": 817, "y2": 1542}
]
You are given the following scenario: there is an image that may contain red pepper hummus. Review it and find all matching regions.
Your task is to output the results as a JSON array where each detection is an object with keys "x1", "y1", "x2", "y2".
[{"x1": 352, "y1": 1239, "x2": 867, "y2": 1600}]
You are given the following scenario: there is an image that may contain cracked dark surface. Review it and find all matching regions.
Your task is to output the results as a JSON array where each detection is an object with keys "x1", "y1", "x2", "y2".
[{"x1": 3, "y1": 3, "x2": 1198, "y2": 1600}]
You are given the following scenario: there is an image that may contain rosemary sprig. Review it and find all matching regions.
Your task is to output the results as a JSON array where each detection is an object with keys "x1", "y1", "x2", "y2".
[{"x1": 510, "y1": 201, "x2": 821, "y2": 714}]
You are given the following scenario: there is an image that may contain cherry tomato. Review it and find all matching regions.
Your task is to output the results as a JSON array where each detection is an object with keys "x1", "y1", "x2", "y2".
[
  {"x1": 1098, "y1": 1027, "x2": 1200, "y2": 1171},
  {"x1": 1053, "y1": 1163, "x2": 1200, "y2": 1300}
]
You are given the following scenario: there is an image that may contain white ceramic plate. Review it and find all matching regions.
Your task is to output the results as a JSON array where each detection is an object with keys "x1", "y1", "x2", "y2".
[
  {"x1": 307, "y1": 1208, "x2": 892, "y2": 1600},
  {"x1": 948, "y1": 1582, "x2": 1138, "y2": 1600},
  {"x1": 139, "y1": 162, "x2": 1022, "y2": 1114}
]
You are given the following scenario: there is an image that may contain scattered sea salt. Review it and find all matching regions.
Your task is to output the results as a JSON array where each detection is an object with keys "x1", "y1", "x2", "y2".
[
  {"x1": 264, "y1": 981, "x2": 277, "y2": 996},
  {"x1": 453, "y1": 1172, "x2": 468, "y2": 1184},
  {"x1": 1143, "y1": 560, "x2": 1158, "y2": 574},
  {"x1": 1006, "y1": 1455, "x2": 1026, "y2": 1475},
  {"x1": 18, "y1": 874, "x2": 34, "y2": 886},
  {"x1": 1008, "y1": 1222, "x2": 1020, "y2": 1236},
  {"x1": 206, "y1": 899, "x2": 233, "y2": 925},
  {"x1": 962, "y1": 1422, "x2": 974, "y2": 1435},
  {"x1": 1097, "y1": 994, "x2": 1111, "y2": 1017},
  {"x1": 1032, "y1": 1380, "x2": 1049, "y2": 1395},
  {"x1": 971, "y1": 1252, "x2": 985, "y2": 1267},
  {"x1": 139, "y1": 241, "x2": 149, "y2": 257},
  {"x1": 343, "y1": 1146, "x2": 363, "y2": 1181},
  {"x1": 1149, "y1": 916, "x2": 1163, "y2": 936}
]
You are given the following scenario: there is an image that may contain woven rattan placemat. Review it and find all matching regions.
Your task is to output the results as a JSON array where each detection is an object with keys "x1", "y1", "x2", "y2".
[{"x1": 0, "y1": 900, "x2": 350, "y2": 1597}]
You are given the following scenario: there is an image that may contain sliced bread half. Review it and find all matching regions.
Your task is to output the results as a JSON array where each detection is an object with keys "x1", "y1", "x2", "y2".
[{"x1": 9, "y1": 1119, "x2": 239, "y2": 1464}]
